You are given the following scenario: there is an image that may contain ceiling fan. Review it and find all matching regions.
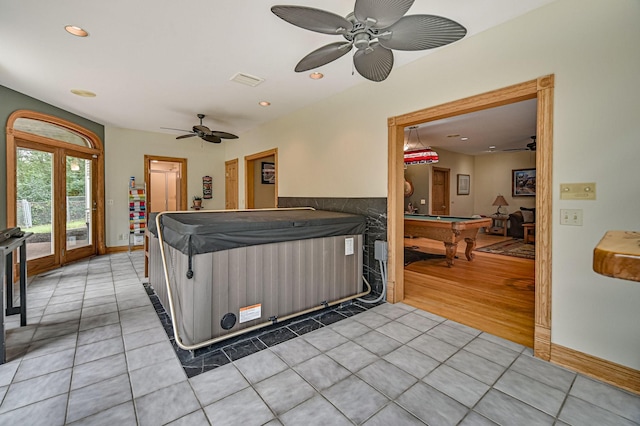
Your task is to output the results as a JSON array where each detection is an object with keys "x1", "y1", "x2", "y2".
[
  {"x1": 271, "y1": 0, "x2": 467, "y2": 82},
  {"x1": 162, "y1": 114, "x2": 238, "y2": 143},
  {"x1": 503, "y1": 136, "x2": 537, "y2": 152}
]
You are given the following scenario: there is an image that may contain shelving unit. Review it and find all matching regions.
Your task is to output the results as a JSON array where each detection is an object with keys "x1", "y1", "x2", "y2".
[{"x1": 128, "y1": 186, "x2": 146, "y2": 251}]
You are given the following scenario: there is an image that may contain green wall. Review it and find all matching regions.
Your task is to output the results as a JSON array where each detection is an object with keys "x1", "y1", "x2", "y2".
[{"x1": 0, "y1": 85, "x2": 105, "y2": 229}]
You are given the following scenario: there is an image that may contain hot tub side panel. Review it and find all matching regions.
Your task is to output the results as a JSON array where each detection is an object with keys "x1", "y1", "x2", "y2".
[{"x1": 158, "y1": 234, "x2": 363, "y2": 346}]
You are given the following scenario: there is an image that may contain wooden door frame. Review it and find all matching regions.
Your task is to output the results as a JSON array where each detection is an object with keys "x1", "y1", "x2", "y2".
[
  {"x1": 144, "y1": 155, "x2": 188, "y2": 212},
  {"x1": 431, "y1": 167, "x2": 450, "y2": 216},
  {"x1": 387, "y1": 76, "x2": 554, "y2": 360},
  {"x1": 225, "y1": 158, "x2": 239, "y2": 210},
  {"x1": 244, "y1": 148, "x2": 278, "y2": 209},
  {"x1": 6, "y1": 110, "x2": 105, "y2": 275}
]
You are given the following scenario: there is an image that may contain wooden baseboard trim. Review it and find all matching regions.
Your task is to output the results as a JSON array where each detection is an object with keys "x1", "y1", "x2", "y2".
[
  {"x1": 551, "y1": 344, "x2": 640, "y2": 395},
  {"x1": 105, "y1": 245, "x2": 143, "y2": 254},
  {"x1": 534, "y1": 324, "x2": 551, "y2": 361}
]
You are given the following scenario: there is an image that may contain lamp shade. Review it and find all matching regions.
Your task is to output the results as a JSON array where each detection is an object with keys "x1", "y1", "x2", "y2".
[
  {"x1": 492, "y1": 195, "x2": 508, "y2": 206},
  {"x1": 404, "y1": 148, "x2": 439, "y2": 165}
]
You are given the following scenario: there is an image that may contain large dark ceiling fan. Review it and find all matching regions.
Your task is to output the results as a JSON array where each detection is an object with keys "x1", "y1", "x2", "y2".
[
  {"x1": 271, "y1": 0, "x2": 467, "y2": 82},
  {"x1": 162, "y1": 114, "x2": 238, "y2": 143}
]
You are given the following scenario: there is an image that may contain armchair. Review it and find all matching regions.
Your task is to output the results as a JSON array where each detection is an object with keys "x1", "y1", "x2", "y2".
[{"x1": 508, "y1": 207, "x2": 535, "y2": 238}]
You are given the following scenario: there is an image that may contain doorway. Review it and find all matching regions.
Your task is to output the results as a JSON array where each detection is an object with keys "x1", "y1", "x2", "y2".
[
  {"x1": 245, "y1": 148, "x2": 278, "y2": 209},
  {"x1": 144, "y1": 155, "x2": 187, "y2": 213},
  {"x1": 387, "y1": 76, "x2": 554, "y2": 359},
  {"x1": 6, "y1": 110, "x2": 105, "y2": 276}
]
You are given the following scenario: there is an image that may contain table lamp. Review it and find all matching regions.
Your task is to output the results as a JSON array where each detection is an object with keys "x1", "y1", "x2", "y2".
[{"x1": 492, "y1": 195, "x2": 508, "y2": 215}]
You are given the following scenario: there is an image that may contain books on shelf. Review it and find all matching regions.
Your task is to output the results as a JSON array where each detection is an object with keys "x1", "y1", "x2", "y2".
[{"x1": 128, "y1": 185, "x2": 146, "y2": 243}]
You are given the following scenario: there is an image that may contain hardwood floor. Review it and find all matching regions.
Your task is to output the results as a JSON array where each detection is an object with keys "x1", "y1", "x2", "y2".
[{"x1": 403, "y1": 233, "x2": 535, "y2": 347}]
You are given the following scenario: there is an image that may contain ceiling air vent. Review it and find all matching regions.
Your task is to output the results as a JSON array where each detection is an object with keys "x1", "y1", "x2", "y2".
[{"x1": 230, "y1": 72, "x2": 265, "y2": 87}]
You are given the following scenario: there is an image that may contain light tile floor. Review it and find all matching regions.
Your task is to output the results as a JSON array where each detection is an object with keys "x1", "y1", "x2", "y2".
[{"x1": 0, "y1": 252, "x2": 638, "y2": 425}]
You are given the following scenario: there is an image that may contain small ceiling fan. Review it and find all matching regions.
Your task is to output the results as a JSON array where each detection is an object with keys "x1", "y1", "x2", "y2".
[
  {"x1": 503, "y1": 136, "x2": 537, "y2": 152},
  {"x1": 162, "y1": 114, "x2": 238, "y2": 143},
  {"x1": 271, "y1": 0, "x2": 467, "y2": 82}
]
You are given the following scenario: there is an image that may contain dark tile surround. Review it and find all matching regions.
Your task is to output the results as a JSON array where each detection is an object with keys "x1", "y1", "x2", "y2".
[{"x1": 144, "y1": 282, "x2": 384, "y2": 378}]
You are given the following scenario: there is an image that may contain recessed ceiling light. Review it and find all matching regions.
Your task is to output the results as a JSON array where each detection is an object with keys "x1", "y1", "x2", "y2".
[
  {"x1": 461, "y1": 137, "x2": 469, "y2": 141},
  {"x1": 65, "y1": 25, "x2": 88, "y2": 37},
  {"x1": 309, "y1": 72, "x2": 324, "y2": 80},
  {"x1": 70, "y1": 89, "x2": 96, "y2": 97},
  {"x1": 259, "y1": 101, "x2": 271, "y2": 107},
  {"x1": 489, "y1": 145, "x2": 496, "y2": 149}
]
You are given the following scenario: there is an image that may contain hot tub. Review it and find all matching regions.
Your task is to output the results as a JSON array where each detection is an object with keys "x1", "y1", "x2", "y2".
[{"x1": 148, "y1": 208, "x2": 367, "y2": 350}]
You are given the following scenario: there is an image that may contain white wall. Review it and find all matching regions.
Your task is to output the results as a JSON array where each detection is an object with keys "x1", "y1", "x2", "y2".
[
  {"x1": 222, "y1": 0, "x2": 640, "y2": 369},
  {"x1": 105, "y1": 126, "x2": 225, "y2": 247}
]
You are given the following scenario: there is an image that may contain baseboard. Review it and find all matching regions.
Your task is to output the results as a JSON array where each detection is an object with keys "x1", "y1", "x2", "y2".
[
  {"x1": 534, "y1": 324, "x2": 551, "y2": 361},
  {"x1": 550, "y1": 344, "x2": 640, "y2": 395},
  {"x1": 105, "y1": 245, "x2": 143, "y2": 254}
]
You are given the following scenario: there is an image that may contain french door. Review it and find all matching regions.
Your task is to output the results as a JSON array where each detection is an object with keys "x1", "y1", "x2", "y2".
[
  {"x1": 14, "y1": 142, "x2": 97, "y2": 273},
  {"x1": 7, "y1": 110, "x2": 104, "y2": 277}
]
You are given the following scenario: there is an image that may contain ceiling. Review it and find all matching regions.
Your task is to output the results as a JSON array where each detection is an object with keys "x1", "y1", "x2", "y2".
[
  {"x1": 0, "y1": 0, "x2": 554, "y2": 139},
  {"x1": 407, "y1": 98, "x2": 538, "y2": 156}
]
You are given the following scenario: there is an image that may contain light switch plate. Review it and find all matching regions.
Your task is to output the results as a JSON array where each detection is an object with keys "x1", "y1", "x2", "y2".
[
  {"x1": 560, "y1": 209, "x2": 583, "y2": 226},
  {"x1": 560, "y1": 182, "x2": 596, "y2": 200}
]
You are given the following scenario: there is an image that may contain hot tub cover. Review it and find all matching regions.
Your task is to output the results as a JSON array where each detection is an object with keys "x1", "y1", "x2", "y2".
[{"x1": 151, "y1": 209, "x2": 366, "y2": 255}]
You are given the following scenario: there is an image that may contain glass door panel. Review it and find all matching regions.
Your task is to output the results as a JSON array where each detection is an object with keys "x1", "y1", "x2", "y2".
[
  {"x1": 16, "y1": 147, "x2": 55, "y2": 261},
  {"x1": 65, "y1": 155, "x2": 93, "y2": 251}
]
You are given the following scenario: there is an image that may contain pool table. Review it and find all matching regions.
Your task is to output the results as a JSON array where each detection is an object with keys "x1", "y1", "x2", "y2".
[{"x1": 404, "y1": 214, "x2": 492, "y2": 267}]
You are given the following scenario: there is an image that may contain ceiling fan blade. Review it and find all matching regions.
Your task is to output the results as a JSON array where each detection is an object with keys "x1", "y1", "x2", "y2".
[
  {"x1": 210, "y1": 131, "x2": 238, "y2": 140},
  {"x1": 353, "y1": 42, "x2": 394, "y2": 82},
  {"x1": 354, "y1": 0, "x2": 414, "y2": 29},
  {"x1": 202, "y1": 134, "x2": 222, "y2": 143},
  {"x1": 161, "y1": 127, "x2": 192, "y2": 133},
  {"x1": 271, "y1": 5, "x2": 352, "y2": 35},
  {"x1": 176, "y1": 134, "x2": 196, "y2": 140},
  {"x1": 378, "y1": 15, "x2": 467, "y2": 51},
  {"x1": 295, "y1": 42, "x2": 353, "y2": 72},
  {"x1": 193, "y1": 125, "x2": 210, "y2": 134}
]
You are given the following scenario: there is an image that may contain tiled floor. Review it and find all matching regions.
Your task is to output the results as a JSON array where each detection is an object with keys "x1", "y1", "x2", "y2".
[{"x1": 0, "y1": 252, "x2": 638, "y2": 425}]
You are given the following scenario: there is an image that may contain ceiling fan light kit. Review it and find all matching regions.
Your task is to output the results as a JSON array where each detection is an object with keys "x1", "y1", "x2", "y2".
[{"x1": 271, "y1": 0, "x2": 466, "y2": 82}]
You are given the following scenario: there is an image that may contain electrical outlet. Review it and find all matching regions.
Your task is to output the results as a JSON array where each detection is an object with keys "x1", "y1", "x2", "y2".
[
  {"x1": 107, "y1": 199, "x2": 114, "y2": 205},
  {"x1": 560, "y1": 209, "x2": 583, "y2": 226},
  {"x1": 420, "y1": 199, "x2": 426, "y2": 205}
]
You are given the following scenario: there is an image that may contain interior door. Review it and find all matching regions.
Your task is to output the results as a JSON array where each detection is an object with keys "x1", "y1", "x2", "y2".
[
  {"x1": 225, "y1": 159, "x2": 238, "y2": 209},
  {"x1": 431, "y1": 167, "x2": 450, "y2": 216}
]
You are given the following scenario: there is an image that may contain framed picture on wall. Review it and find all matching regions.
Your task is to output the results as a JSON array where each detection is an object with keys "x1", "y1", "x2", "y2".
[
  {"x1": 512, "y1": 168, "x2": 536, "y2": 196},
  {"x1": 457, "y1": 174, "x2": 470, "y2": 195},
  {"x1": 261, "y1": 162, "x2": 275, "y2": 184}
]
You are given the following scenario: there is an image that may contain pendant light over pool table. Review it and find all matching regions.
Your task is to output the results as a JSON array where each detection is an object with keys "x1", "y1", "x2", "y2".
[{"x1": 403, "y1": 125, "x2": 439, "y2": 165}]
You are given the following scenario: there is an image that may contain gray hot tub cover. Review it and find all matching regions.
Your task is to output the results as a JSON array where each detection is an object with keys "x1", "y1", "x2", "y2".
[{"x1": 151, "y1": 209, "x2": 366, "y2": 256}]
